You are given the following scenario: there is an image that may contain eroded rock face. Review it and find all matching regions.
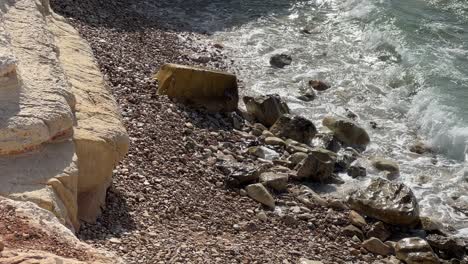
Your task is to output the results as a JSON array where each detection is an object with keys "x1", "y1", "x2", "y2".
[
  {"x1": 348, "y1": 178, "x2": 420, "y2": 226},
  {"x1": 243, "y1": 94, "x2": 290, "y2": 127},
  {"x1": 0, "y1": 0, "x2": 128, "y2": 229},
  {"x1": 270, "y1": 114, "x2": 317, "y2": 144},
  {"x1": 155, "y1": 63, "x2": 239, "y2": 112},
  {"x1": 322, "y1": 116, "x2": 370, "y2": 149},
  {"x1": 296, "y1": 148, "x2": 336, "y2": 182},
  {"x1": 0, "y1": 198, "x2": 122, "y2": 264},
  {"x1": 395, "y1": 237, "x2": 440, "y2": 264}
]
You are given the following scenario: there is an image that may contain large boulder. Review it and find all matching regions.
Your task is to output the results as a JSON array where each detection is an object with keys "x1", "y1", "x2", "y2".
[
  {"x1": 243, "y1": 94, "x2": 290, "y2": 127},
  {"x1": 270, "y1": 114, "x2": 317, "y2": 144},
  {"x1": 155, "y1": 63, "x2": 238, "y2": 112},
  {"x1": 395, "y1": 237, "x2": 440, "y2": 264},
  {"x1": 322, "y1": 116, "x2": 370, "y2": 148},
  {"x1": 0, "y1": 0, "x2": 128, "y2": 229},
  {"x1": 296, "y1": 148, "x2": 336, "y2": 182},
  {"x1": 348, "y1": 178, "x2": 420, "y2": 226}
]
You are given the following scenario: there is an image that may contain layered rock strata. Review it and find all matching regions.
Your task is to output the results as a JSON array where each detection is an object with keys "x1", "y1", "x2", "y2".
[{"x1": 0, "y1": 0, "x2": 128, "y2": 230}]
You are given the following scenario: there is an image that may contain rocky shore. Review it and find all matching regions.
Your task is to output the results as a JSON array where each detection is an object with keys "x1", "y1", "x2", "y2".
[{"x1": 46, "y1": 1, "x2": 467, "y2": 264}]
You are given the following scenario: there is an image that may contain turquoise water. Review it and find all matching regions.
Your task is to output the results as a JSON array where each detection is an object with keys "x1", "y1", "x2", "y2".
[{"x1": 140, "y1": 0, "x2": 468, "y2": 234}]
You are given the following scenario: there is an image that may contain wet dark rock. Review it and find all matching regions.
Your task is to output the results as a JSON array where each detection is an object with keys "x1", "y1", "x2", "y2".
[
  {"x1": 342, "y1": 225, "x2": 364, "y2": 241},
  {"x1": 348, "y1": 178, "x2": 420, "y2": 227},
  {"x1": 335, "y1": 148, "x2": 358, "y2": 172},
  {"x1": 308, "y1": 80, "x2": 330, "y2": 91},
  {"x1": 426, "y1": 234, "x2": 465, "y2": 260},
  {"x1": 366, "y1": 221, "x2": 391, "y2": 242},
  {"x1": 395, "y1": 237, "x2": 440, "y2": 264},
  {"x1": 297, "y1": 90, "x2": 316, "y2": 102},
  {"x1": 323, "y1": 116, "x2": 370, "y2": 149},
  {"x1": 347, "y1": 165, "x2": 367, "y2": 178},
  {"x1": 270, "y1": 114, "x2": 317, "y2": 144},
  {"x1": 296, "y1": 148, "x2": 336, "y2": 183},
  {"x1": 243, "y1": 94, "x2": 290, "y2": 127},
  {"x1": 270, "y1": 54, "x2": 292, "y2": 68},
  {"x1": 409, "y1": 141, "x2": 431, "y2": 154}
]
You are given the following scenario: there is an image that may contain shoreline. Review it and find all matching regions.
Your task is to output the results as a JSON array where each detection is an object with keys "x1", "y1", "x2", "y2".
[{"x1": 50, "y1": 1, "x2": 466, "y2": 263}]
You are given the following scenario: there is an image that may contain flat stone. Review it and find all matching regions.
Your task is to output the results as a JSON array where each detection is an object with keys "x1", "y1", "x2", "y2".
[
  {"x1": 265, "y1": 137, "x2": 286, "y2": 147},
  {"x1": 342, "y1": 225, "x2": 364, "y2": 241},
  {"x1": 246, "y1": 183, "x2": 275, "y2": 209},
  {"x1": 362, "y1": 237, "x2": 392, "y2": 256},
  {"x1": 366, "y1": 221, "x2": 391, "y2": 242},
  {"x1": 259, "y1": 172, "x2": 289, "y2": 192},
  {"x1": 349, "y1": 210, "x2": 367, "y2": 228}
]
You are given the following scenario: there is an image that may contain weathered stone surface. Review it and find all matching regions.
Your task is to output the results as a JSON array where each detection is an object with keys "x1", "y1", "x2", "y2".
[
  {"x1": 243, "y1": 94, "x2": 290, "y2": 127},
  {"x1": 372, "y1": 157, "x2": 400, "y2": 175},
  {"x1": 259, "y1": 172, "x2": 289, "y2": 192},
  {"x1": 299, "y1": 258, "x2": 323, "y2": 264},
  {"x1": 409, "y1": 141, "x2": 431, "y2": 154},
  {"x1": 348, "y1": 178, "x2": 420, "y2": 226},
  {"x1": 0, "y1": 198, "x2": 122, "y2": 263},
  {"x1": 246, "y1": 183, "x2": 275, "y2": 209},
  {"x1": 288, "y1": 152, "x2": 308, "y2": 165},
  {"x1": 296, "y1": 148, "x2": 336, "y2": 182},
  {"x1": 1, "y1": 0, "x2": 75, "y2": 156},
  {"x1": 155, "y1": 63, "x2": 239, "y2": 112},
  {"x1": 366, "y1": 221, "x2": 391, "y2": 242},
  {"x1": 349, "y1": 210, "x2": 367, "y2": 228},
  {"x1": 270, "y1": 114, "x2": 317, "y2": 144},
  {"x1": 0, "y1": 0, "x2": 129, "y2": 228},
  {"x1": 362, "y1": 237, "x2": 392, "y2": 256},
  {"x1": 426, "y1": 234, "x2": 465, "y2": 260},
  {"x1": 270, "y1": 54, "x2": 292, "y2": 68},
  {"x1": 347, "y1": 164, "x2": 367, "y2": 178},
  {"x1": 264, "y1": 137, "x2": 286, "y2": 147},
  {"x1": 247, "y1": 146, "x2": 279, "y2": 160},
  {"x1": 47, "y1": 10, "x2": 130, "y2": 223},
  {"x1": 322, "y1": 116, "x2": 370, "y2": 148},
  {"x1": 308, "y1": 80, "x2": 330, "y2": 91},
  {"x1": 395, "y1": 237, "x2": 440, "y2": 264}
]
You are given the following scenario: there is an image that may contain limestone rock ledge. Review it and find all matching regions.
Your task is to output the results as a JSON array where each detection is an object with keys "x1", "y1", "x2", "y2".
[
  {"x1": 0, "y1": 197, "x2": 123, "y2": 264},
  {"x1": 0, "y1": 0, "x2": 129, "y2": 231}
]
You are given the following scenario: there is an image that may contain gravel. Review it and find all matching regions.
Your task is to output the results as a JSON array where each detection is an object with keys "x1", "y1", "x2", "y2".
[{"x1": 49, "y1": 1, "x2": 379, "y2": 263}]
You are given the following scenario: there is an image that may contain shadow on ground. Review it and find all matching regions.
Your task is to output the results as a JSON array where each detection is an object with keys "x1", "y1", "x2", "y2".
[{"x1": 50, "y1": 0, "x2": 299, "y2": 34}]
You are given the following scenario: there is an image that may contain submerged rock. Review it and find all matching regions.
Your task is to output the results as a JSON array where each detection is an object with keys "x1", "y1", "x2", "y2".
[
  {"x1": 395, "y1": 237, "x2": 440, "y2": 264},
  {"x1": 270, "y1": 54, "x2": 292, "y2": 68},
  {"x1": 348, "y1": 178, "x2": 420, "y2": 226},
  {"x1": 155, "y1": 63, "x2": 239, "y2": 112},
  {"x1": 308, "y1": 80, "x2": 330, "y2": 91},
  {"x1": 297, "y1": 90, "x2": 316, "y2": 102},
  {"x1": 270, "y1": 114, "x2": 317, "y2": 144},
  {"x1": 372, "y1": 157, "x2": 400, "y2": 175},
  {"x1": 409, "y1": 141, "x2": 431, "y2": 154},
  {"x1": 243, "y1": 94, "x2": 290, "y2": 127},
  {"x1": 322, "y1": 116, "x2": 370, "y2": 149}
]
